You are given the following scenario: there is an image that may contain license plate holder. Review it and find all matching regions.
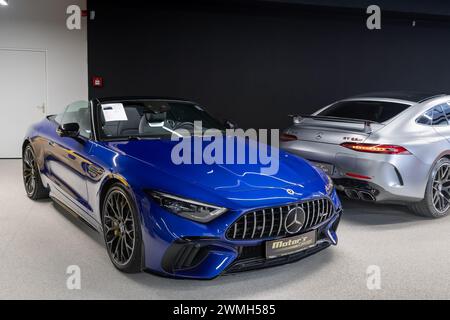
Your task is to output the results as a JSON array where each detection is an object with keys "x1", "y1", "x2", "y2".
[{"x1": 266, "y1": 230, "x2": 317, "y2": 259}]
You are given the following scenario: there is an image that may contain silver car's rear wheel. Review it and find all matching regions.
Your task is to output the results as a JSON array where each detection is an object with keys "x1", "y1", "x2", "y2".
[
  {"x1": 432, "y1": 163, "x2": 450, "y2": 213},
  {"x1": 410, "y1": 158, "x2": 450, "y2": 218}
]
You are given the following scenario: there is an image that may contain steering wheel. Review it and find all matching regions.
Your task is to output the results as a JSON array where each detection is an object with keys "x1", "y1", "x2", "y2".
[{"x1": 165, "y1": 119, "x2": 176, "y2": 129}]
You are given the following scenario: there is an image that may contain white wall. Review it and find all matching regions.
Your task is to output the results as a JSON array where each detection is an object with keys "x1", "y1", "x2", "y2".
[{"x1": 0, "y1": 0, "x2": 88, "y2": 115}]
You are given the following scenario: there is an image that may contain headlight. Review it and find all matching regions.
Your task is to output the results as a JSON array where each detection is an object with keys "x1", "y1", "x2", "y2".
[
  {"x1": 325, "y1": 174, "x2": 334, "y2": 195},
  {"x1": 149, "y1": 191, "x2": 227, "y2": 223}
]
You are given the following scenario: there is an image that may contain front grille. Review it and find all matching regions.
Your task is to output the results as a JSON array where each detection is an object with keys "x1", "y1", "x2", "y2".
[{"x1": 226, "y1": 198, "x2": 334, "y2": 240}]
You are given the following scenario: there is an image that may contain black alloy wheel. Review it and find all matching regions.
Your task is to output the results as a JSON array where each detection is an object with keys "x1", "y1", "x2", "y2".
[{"x1": 102, "y1": 184, "x2": 143, "y2": 273}]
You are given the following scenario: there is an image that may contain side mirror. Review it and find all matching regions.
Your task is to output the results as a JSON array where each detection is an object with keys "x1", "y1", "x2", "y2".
[
  {"x1": 224, "y1": 120, "x2": 238, "y2": 129},
  {"x1": 57, "y1": 123, "x2": 80, "y2": 138}
]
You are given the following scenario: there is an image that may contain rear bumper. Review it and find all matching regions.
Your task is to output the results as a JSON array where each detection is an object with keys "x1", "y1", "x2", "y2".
[{"x1": 281, "y1": 140, "x2": 430, "y2": 203}]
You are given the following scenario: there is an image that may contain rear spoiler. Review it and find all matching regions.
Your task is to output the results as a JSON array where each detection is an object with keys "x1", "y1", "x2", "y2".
[{"x1": 288, "y1": 114, "x2": 379, "y2": 134}]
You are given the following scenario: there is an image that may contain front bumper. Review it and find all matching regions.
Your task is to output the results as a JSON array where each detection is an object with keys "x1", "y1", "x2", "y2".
[
  {"x1": 226, "y1": 212, "x2": 340, "y2": 273},
  {"x1": 140, "y1": 192, "x2": 342, "y2": 279},
  {"x1": 281, "y1": 140, "x2": 430, "y2": 203}
]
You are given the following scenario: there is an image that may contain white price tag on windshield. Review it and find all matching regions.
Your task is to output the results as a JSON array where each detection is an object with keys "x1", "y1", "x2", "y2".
[{"x1": 102, "y1": 103, "x2": 128, "y2": 122}]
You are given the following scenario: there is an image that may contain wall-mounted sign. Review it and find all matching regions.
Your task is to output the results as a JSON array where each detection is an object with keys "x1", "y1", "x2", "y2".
[{"x1": 92, "y1": 76, "x2": 103, "y2": 88}]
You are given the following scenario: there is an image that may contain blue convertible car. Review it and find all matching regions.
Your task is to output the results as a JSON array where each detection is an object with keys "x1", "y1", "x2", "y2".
[{"x1": 22, "y1": 97, "x2": 342, "y2": 279}]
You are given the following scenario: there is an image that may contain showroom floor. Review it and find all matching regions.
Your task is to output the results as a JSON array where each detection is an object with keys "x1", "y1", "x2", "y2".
[{"x1": 1, "y1": 159, "x2": 449, "y2": 300}]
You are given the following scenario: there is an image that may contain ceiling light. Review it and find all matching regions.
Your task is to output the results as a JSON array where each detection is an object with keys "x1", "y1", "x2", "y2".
[{"x1": 0, "y1": 0, "x2": 8, "y2": 6}]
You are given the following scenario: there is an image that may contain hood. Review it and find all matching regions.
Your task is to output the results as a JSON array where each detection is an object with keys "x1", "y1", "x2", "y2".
[{"x1": 104, "y1": 137, "x2": 327, "y2": 209}]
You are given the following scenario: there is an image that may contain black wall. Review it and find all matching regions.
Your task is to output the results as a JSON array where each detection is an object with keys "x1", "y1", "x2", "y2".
[{"x1": 88, "y1": 0, "x2": 450, "y2": 129}]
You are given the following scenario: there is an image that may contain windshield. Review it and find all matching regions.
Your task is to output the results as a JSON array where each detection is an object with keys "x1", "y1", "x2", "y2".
[
  {"x1": 97, "y1": 100, "x2": 226, "y2": 140},
  {"x1": 318, "y1": 100, "x2": 411, "y2": 123}
]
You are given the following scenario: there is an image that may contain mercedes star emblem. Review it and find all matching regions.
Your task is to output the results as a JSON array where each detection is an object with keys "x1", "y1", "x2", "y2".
[{"x1": 284, "y1": 207, "x2": 306, "y2": 234}]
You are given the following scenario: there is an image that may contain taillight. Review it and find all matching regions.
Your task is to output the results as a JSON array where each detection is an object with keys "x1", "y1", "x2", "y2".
[
  {"x1": 346, "y1": 172, "x2": 372, "y2": 180},
  {"x1": 280, "y1": 133, "x2": 298, "y2": 142},
  {"x1": 340, "y1": 143, "x2": 411, "y2": 155}
]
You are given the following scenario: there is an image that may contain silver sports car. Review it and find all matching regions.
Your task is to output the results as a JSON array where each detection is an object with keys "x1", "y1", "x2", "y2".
[{"x1": 281, "y1": 92, "x2": 450, "y2": 218}]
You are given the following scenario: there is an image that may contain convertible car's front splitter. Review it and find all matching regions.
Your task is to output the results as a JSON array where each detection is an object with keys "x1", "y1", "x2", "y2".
[{"x1": 155, "y1": 210, "x2": 342, "y2": 279}]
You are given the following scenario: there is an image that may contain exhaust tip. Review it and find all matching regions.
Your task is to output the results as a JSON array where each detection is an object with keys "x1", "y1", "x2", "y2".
[
  {"x1": 358, "y1": 191, "x2": 376, "y2": 202},
  {"x1": 344, "y1": 189, "x2": 360, "y2": 200},
  {"x1": 344, "y1": 189, "x2": 376, "y2": 202}
]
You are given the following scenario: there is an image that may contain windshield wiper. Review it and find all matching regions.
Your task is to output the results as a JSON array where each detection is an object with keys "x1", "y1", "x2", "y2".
[
  {"x1": 105, "y1": 136, "x2": 164, "y2": 142},
  {"x1": 127, "y1": 136, "x2": 163, "y2": 141}
]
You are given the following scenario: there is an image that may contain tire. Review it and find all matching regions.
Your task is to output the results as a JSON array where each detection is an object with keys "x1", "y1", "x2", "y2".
[
  {"x1": 409, "y1": 157, "x2": 450, "y2": 218},
  {"x1": 101, "y1": 183, "x2": 143, "y2": 273},
  {"x1": 22, "y1": 145, "x2": 49, "y2": 200}
]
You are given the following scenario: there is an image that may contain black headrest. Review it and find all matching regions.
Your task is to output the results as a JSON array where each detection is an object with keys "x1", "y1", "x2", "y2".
[{"x1": 145, "y1": 112, "x2": 166, "y2": 123}]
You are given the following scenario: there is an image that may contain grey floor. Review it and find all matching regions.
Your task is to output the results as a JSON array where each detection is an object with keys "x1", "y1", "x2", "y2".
[{"x1": 1, "y1": 159, "x2": 450, "y2": 300}]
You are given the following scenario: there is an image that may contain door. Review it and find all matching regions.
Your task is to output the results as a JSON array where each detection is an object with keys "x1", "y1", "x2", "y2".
[
  {"x1": 0, "y1": 49, "x2": 47, "y2": 158},
  {"x1": 46, "y1": 101, "x2": 93, "y2": 211}
]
